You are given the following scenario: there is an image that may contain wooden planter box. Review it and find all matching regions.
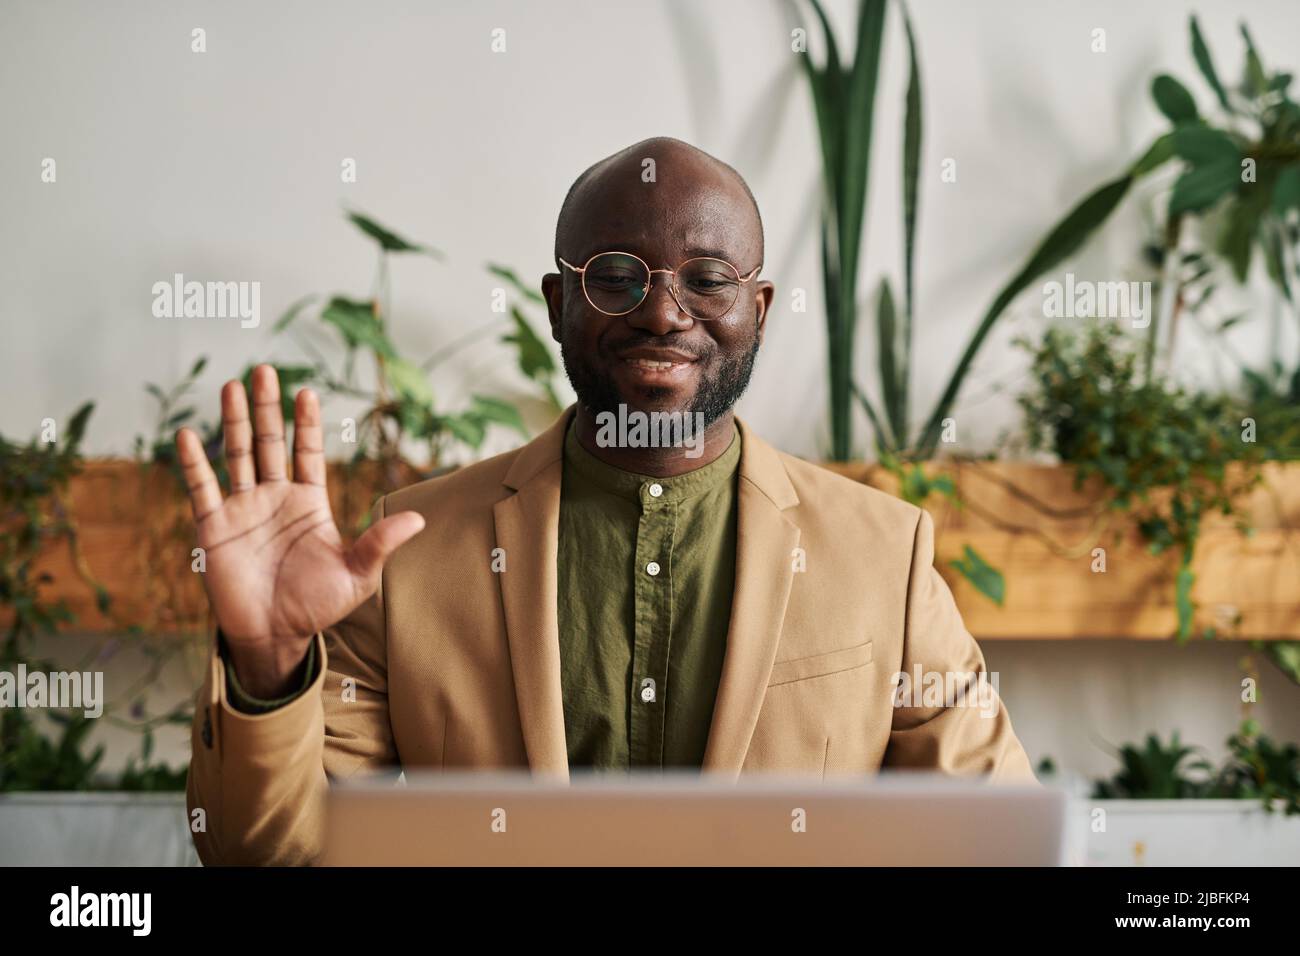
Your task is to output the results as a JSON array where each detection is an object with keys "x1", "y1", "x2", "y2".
[
  {"x1": 12, "y1": 459, "x2": 1300, "y2": 640},
  {"x1": 819, "y1": 460, "x2": 1300, "y2": 641},
  {"x1": 13, "y1": 459, "x2": 419, "y2": 635}
]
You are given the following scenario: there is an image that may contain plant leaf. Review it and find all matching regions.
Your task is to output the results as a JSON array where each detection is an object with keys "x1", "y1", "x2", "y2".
[
  {"x1": 898, "y1": 0, "x2": 921, "y2": 445},
  {"x1": 1171, "y1": 126, "x2": 1240, "y2": 166},
  {"x1": 916, "y1": 175, "x2": 1134, "y2": 455},
  {"x1": 949, "y1": 544, "x2": 1005, "y2": 606},
  {"x1": 1239, "y1": 23, "x2": 1268, "y2": 97},
  {"x1": 272, "y1": 293, "x2": 320, "y2": 333},
  {"x1": 1168, "y1": 160, "x2": 1241, "y2": 215},
  {"x1": 469, "y1": 394, "x2": 527, "y2": 437},
  {"x1": 1151, "y1": 74, "x2": 1199, "y2": 124},
  {"x1": 487, "y1": 263, "x2": 546, "y2": 305},
  {"x1": 385, "y1": 357, "x2": 435, "y2": 406},
  {"x1": 345, "y1": 211, "x2": 443, "y2": 259},
  {"x1": 1131, "y1": 133, "x2": 1178, "y2": 176},
  {"x1": 503, "y1": 306, "x2": 557, "y2": 382},
  {"x1": 1175, "y1": 562, "x2": 1195, "y2": 642},
  {"x1": 320, "y1": 297, "x2": 397, "y2": 358},
  {"x1": 1189, "y1": 16, "x2": 1232, "y2": 113},
  {"x1": 1272, "y1": 165, "x2": 1300, "y2": 216},
  {"x1": 875, "y1": 278, "x2": 903, "y2": 448}
]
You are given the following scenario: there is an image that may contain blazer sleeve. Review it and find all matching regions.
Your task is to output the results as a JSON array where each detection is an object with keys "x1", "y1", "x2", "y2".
[
  {"x1": 185, "y1": 499, "x2": 401, "y2": 866},
  {"x1": 881, "y1": 508, "x2": 1037, "y2": 783}
]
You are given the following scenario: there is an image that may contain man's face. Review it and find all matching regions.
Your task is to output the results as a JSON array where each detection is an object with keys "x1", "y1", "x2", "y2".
[{"x1": 543, "y1": 153, "x2": 773, "y2": 427}]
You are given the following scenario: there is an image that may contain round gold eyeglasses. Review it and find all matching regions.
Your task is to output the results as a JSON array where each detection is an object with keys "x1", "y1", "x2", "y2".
[{"x1": 559, "y1": 251, "x2": 761, "y2": 321}]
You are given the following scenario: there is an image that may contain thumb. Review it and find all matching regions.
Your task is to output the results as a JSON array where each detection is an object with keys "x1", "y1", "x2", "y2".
[{"x1": 346, "y1": 510, "x2": 426, "y2": 592}]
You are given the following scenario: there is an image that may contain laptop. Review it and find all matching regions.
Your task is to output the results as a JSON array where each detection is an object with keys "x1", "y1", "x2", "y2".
[{"x1": 323, "y1": 771, "x2": 1068, "y2": 866}]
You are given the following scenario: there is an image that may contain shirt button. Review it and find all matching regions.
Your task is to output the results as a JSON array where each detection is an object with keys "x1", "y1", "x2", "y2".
[
  {"x1": 648, "y1": 483, "x2": 663, "y2": 498},
  {"x1": 646, "y1": 561, "x2": 661, "y2": 577}
]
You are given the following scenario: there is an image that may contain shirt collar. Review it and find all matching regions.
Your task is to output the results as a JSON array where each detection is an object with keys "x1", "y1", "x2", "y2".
[{"x1": 563, "y1": 415, "x2": 741, "y2": 505}]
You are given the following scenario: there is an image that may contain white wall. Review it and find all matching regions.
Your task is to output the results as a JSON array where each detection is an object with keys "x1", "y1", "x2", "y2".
[{"x1": 3, "y1": 0, "x2": 1299, "y2": 778}]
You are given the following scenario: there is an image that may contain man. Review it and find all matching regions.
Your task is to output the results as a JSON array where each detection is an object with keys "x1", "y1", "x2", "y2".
[{"x1": 180, "y1": 137, "x2": 1034, "y2": 866}]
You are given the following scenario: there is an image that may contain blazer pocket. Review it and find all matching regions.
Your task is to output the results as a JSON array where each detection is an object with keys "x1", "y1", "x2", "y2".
[{"x1": 767, "y1": 640, "x2": 873, "y2": 687}]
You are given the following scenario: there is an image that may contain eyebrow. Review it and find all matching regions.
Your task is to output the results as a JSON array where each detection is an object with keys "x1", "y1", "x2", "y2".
[{"x1": 682, "y1": 246, "x2": 736, "y2": 262}]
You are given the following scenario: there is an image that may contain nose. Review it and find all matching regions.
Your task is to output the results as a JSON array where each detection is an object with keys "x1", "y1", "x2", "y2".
[{"x1": 624, "y1": 270, "x2": 694, "y2": 336}]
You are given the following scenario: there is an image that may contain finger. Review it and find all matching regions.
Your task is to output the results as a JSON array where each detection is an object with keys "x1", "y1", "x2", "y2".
[
  {"x1": 251, "y1": 364, "x2": 287, "y2": 482},
  {"x1": 292, "y1": 387, "x2": 326, "y2": 488},
  {"x1": 222, "y1": 380, "x2": 255, "y2": 493},
  {"x1": 176, "y1": 427, "x2": 222, "y2": 521},
  {"x1": 345, "y1": 511, "x2": 426, "y2": 595}
]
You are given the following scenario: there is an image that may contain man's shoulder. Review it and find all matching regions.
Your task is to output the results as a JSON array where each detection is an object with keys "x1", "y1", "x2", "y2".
[
  {"x1": 382, "y1": 443, "x2": 543, "y2": 518},
  {"x1": 773, "y1": 447, "x2": 923, "y2": 538}
]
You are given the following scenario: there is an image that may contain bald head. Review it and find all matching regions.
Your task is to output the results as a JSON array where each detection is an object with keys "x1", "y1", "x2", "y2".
[{"x1": 553, "y1": 137, "x2": 764, "y2": 269}]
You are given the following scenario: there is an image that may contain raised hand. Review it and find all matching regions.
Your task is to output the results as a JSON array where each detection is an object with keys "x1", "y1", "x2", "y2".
[{"x1": 175, "y1": 365, "x2": 425, "y2": 698}]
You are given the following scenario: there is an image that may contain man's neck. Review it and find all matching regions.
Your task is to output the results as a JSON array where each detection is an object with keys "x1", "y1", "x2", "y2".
[{"x1": 572, "y1": 407, "x2": 737, "y2": 478}]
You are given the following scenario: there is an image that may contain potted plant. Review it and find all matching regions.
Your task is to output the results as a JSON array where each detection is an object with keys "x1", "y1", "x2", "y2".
[{"x1": 1049, "y1": 723, "x2": 1300, "y2": 866}]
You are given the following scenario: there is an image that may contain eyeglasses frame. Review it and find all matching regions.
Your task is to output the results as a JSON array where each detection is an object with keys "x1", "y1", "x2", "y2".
[{"x1": 558, "y1": 250, "x2": 762, "y2": 320}]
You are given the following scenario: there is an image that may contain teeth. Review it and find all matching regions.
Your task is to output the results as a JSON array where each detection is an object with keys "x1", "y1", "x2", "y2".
[{"x1": 627, "y1": 358, "x2": 679, "y2": 370}]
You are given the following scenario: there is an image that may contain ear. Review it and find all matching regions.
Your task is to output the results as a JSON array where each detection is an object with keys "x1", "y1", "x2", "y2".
[
  {"x1": 754, "y1": 280, "x2": 775, "y2": 346},
  {"x1": 541, "y1": 272, "x2": 564, "y2": 344}
]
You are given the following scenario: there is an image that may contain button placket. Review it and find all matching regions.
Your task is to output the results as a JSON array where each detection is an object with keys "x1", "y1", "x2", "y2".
[{"x1": 630, "y1": 481, "x2": 673, "y2": 765}]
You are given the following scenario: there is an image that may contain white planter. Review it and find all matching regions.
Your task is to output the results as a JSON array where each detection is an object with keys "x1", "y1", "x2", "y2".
[
  {"x1": 1082, "y1": 799, "x2": 1300, "y2": 866},
  {"x1": 0, "y1": 792, "x2": 199, "y2": 867}
]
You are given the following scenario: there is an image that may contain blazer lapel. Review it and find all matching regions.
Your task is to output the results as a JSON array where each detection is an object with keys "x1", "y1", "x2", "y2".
[
  {"x1": 492, "y1": 409, "x2": 574, "y2": 779},
  {"x1": 702, "y1": 419, "x2": 801, "y2": 776}
]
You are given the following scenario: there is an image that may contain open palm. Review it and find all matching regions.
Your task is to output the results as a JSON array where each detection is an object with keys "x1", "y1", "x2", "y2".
[{"x1": 176, "y1": 365, "x2": 424, "y2": 696}]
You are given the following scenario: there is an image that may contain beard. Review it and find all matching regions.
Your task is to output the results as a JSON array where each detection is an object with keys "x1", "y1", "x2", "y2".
[{"x1": 560, "y1": 323, "x2": 760, "y2": 429}]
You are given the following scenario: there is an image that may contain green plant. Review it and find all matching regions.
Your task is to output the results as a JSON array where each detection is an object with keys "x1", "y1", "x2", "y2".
[
  {"x1": 272, "y1": 210, "x2": 560, "y2": 473},
  {"x1": 487, "y1": 263, "x2": 565, "y2": 415},
  {"x1": 1092, "y1": 731, "x2": 1213, "y2": 800},
  {"x1": 796, "y1": 0, "x2": 887, "y2": 462},
  {"x1": 1091, "y1": 722, "x2": 1300, "y2": 815},
  {"x1": 1017, "y1": 323, "x2": 1265, "y2": 640},
  {"x1": 1, "y1": 406, "x2": 198, "y2": 791},
  {"x1": 1035, "y1": 15, "x2": 1300, "y2": 413},
  {"x1": 798, "y1": 0, "x2": 1155, "y2": 462},
  {"x1": 1214, "y1": 718, "x2": 1300, "y2": 815}
]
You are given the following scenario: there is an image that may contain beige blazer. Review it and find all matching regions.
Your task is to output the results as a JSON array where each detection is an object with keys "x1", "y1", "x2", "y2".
[{"x1": 186, "y1": 409, "x2": 1035, "y2": 865}]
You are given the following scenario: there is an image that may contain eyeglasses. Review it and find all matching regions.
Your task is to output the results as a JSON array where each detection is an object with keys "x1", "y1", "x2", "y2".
[{"x1": 559, "y1": 251, "x2": 761, "y2": 321}]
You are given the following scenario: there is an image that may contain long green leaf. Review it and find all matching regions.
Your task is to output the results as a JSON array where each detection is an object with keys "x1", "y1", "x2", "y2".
[
  {"x1": 915, "y1": 175, "x2": 1135, "y2": 455},
  {"x1": 899, "y1": 0, "x2": 921, "y2": 448},
  {"x1": 1189, "y1": 15, "x2": 1232, "y2": 113},
  {"x1": 1239, "y1": 24, "x2": 1268, "y2": 97},
  {"x1": 346, "y1": 211, "x2": 443, "y2": 259},
  {"x1": 875, "y1": 278, "x2": 903, "y2": 449},
  {"x1": 487, "y1": 263, "x2": 545, "y2": 305},
  {"x1": 834, "y1": 0, "x2": 887, "y2": 460}
]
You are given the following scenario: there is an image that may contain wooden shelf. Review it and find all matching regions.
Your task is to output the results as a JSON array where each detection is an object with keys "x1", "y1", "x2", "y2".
[
  {"x1": 11, "y1": 459, "x2": 1300, "y2": 640},
  {"x1": 818, "y1": 459, "x2": 1300, "y2": 640}
]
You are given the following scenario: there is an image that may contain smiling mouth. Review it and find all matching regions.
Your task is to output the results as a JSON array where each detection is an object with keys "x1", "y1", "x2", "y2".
[{"x1": 624, "y1": 357, "x2": 694, "y2": 371}]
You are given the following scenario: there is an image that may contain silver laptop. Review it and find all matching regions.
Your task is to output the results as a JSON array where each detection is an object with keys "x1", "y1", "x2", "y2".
[{"x1": 324, "y1": 771, "x2": 1067, "y2": 866}]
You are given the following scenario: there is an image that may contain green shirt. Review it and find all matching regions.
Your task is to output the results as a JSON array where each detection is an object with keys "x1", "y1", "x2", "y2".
[
  {"x1": 224, "y1": 420, "x2": 742, "y2": 771},
  {"x1": 557, "y1": 419, "x2": 739, "y2": 769}
]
